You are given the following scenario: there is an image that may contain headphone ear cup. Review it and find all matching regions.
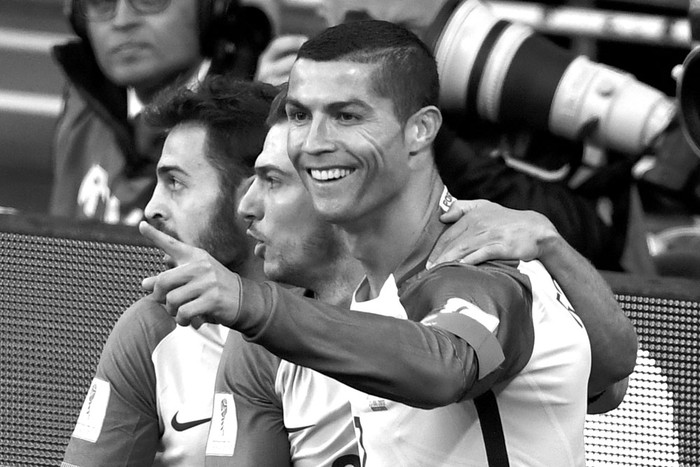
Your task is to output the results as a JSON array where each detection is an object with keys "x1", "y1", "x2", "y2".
[
  {"x1": 206, "y1": 0, "x2": 273, "y2": 79},
  {"x1": 67, "y1": 0, "x2": 89, "y2": 41},
  {"x1": 198, "y1": 0, "x2": 212, "y2": 56},
  {"x1": 199, "y1": 0, "x2": 236, "y2": 57}
]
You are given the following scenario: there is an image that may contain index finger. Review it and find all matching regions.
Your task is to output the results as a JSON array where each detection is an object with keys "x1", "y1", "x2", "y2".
[{"x1": 138, "y1": 221, "x2": 192, "y2": 265}]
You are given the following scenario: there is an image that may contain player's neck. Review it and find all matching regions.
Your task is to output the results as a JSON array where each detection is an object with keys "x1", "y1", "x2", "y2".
[
  {"x1": 344, "y1": 171, "x2": 444, "y2": 299},
  {"x1": 303, "y1": 244, "x2": 363, "y2": 307},
  {"x1": 313, "y1": 262, "x2": 363, "y2": 308},
  {"x1": 235, "y1": 253, "x2": 267, "y2": 283}
]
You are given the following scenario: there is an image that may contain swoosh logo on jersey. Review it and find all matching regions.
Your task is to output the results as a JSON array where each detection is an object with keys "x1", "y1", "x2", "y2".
[
  {"x1": 286, "y1": 423, "x2": 315, "y2": 433},
  {"x1": 171, "y1": 412, "x2": 212, "y2": 431}
]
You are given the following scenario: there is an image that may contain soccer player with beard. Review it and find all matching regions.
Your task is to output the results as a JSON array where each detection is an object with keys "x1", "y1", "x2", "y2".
[
  {"x1": 142, "y1": 21, "x2": 637, "y2": 466},
  {"x1": 143, "y1": 85, "x2": 633, "y2": 465},
  {"x1": 62, "y1": 76, "x2": 276, "y2": 467},
  {"x1": 62, "y1": 73, "x2": 602, "y2": 467},
  {"x1": 203, "y1": 88, "x2": 364, "y2": 465}
]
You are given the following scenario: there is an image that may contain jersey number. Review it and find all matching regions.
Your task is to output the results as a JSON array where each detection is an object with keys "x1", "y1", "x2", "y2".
[
  {"x1": 352, "y1": 416, "x2": 367, "y2": 467},
  {"x1": 552, "y1": 278, "x2": 575, "y2": 314}
]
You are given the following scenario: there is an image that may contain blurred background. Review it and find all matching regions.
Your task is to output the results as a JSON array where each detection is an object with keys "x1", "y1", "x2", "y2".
[
  {"x1": 0, "y1": 0, "x2": 68, "y2": 213},
  {"x1": 0, "y1": 0, "x2": 326, "y2": 214},
  {"x1": 1, "y1": 0, "x2": 697, "y2": 254}
]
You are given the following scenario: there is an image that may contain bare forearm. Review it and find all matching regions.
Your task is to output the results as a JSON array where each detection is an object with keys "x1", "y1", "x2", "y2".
[
  {"x1": 539, "y1": 234, "x2": 638, "y2": 395},
  {"x1": 586, "y1": 378, "x2": 630, "y2": 414}
]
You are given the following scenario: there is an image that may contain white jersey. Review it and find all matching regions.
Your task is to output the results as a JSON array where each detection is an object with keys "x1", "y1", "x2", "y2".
[
  {"x1": 276, "y1": 361, "x2": 358, "y2": 466},
  {"x1": 206, "y1": 328, "x2": 359, "y2": 467},
  {"x1": 63, "y1": 296, "x2": 228, "y2": 467},
  {"x1": 348, "y1": 260, "x2": 590, "y2": 466}
]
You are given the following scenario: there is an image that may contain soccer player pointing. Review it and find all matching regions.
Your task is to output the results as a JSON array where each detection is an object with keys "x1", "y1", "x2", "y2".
[{"x1": 142, "y1": 20, "x2": 635, "y2": 466}]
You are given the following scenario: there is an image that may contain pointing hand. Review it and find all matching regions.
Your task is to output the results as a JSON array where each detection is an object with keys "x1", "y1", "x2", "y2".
[{"x1": 139, "y1": 221, "x2": 242, "y2": 328}]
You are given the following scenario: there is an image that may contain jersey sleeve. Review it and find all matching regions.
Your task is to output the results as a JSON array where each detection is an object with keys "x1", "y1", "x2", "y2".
[
  {"x1": 230, "y1": 262, "x2": 534, "y2": 410},
  {"x1": 401, "y1": 261, "x2": 536, "y2": 399},
  {"x1": 62, "y1": 297, "x2": 174, "y2": 467},
  {"x1": 207, "y1": 332, "x2": 291, "y2": 467}
]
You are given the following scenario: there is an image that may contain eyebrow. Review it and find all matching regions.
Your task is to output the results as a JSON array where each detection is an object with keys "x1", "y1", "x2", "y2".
[
  {"x1": 254, "y1": 164, "x2": 290, "y2": 178},
  {"x1": 156, "y1": 164, "x2": 187, "y2": 178},
  {"x1": 286, "y1": 97, "x2": 372, "y2": 114}
]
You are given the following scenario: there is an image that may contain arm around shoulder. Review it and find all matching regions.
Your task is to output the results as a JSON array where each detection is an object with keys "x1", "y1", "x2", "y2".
[{"x1": 538, "y1": 233, "x2": 638, "y2": 400}]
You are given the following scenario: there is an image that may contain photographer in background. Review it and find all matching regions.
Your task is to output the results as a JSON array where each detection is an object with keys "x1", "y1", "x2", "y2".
[
  {"x1": 254, "y1": 0, "x2": 671, "y2": 273},
  {"x1": 50, "y1": 0, "x2": 269, "y2": 224},
  {"x1": 643, "y1": 0, "x2": 700, "y2": 279}
]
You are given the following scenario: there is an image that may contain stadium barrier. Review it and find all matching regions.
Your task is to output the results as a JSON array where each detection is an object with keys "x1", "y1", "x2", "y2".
[
  {"x1": 0, "y1": 213, "x2": 698, "y2": 466},
  {"x1": 0, "y1": 213, "x2": 163, "y2": 466}
]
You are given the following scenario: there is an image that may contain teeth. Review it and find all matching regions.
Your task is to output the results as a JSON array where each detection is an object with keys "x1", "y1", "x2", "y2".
[{"x1": 310, "y1": 168, "x2": 353, "y2": 181}]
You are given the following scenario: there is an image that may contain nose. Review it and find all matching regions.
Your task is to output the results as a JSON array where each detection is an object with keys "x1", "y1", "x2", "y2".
[
  {"x1": 112, "y1": 0, "x2": 140, "y2": 27},
  {"x1": 300, "y1": 116, "x2": 335, "y2": 156},
  {"x1": 144, "y1": 185, "x2": 166, "y2": 223},
  {"x1": 237, "y1": 177, "x2": 262, "y2": 224}
]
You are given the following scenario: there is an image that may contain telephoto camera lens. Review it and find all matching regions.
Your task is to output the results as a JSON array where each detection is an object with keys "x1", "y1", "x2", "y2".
[{"x1": 425, "y1": 0, "x2": 676, "y2": 157}]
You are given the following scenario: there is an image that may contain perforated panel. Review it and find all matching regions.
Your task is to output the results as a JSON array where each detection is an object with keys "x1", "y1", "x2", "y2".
[
  {"x1": 586, "y1": 276, "x2": 700, "y2": 466},
  {"x1": 0, "y1": 223, "x2": 163, "y2": 466},
  {"x1": 1, "y1": 216, "x2": 699, "y2": 466}
]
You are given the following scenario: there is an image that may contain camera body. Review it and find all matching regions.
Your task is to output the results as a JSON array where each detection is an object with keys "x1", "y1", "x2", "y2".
[
  {"x1": 676, "y1": 0, "x2": 700, "y2": 157},
  {"x1": 677, "y1": 47, "x2": 700, "y2": 157}
]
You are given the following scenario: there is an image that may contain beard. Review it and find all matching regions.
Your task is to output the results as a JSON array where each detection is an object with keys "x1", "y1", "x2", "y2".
[
  {"x1": 147, "y1": 194, "x2": 250, "y2": 272},
  {"x1": 198, "y1": 195, "x2": 251, "y2": 271},
  {"x1": 265, "y1": 222, "x2": 347, "y2": 287}
]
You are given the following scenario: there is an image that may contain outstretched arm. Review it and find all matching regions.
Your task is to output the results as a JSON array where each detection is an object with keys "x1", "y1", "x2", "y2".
[
  {"x1": 138, "y1": 222, "x2": 534, "y2": 409},
  {"x1": 428, "y1": 199, "x2": 638, "y2": 412}
]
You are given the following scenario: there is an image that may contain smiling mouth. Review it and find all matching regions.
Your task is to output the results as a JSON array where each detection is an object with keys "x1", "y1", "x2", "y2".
[{"x1": 308, "y1": 168, "x2": 355, "y2": 181}]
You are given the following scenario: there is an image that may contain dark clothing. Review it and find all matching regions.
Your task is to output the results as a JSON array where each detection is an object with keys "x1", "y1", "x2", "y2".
[
  {"x1": 435, "y1": 125, "x2": 629, "y2": 271},
  {"x1": 49, "y1": 40, "x2": 255, "y2": 224},
  {"x1": 50, "y1": 39, "x2": 627, "y2": 267},
  {"x1": 50, "y1": 41, "x2": 159, "y2": 224}
]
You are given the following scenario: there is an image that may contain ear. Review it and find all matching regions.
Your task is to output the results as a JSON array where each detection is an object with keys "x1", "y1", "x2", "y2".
[{"x1": 405, "y1": 106, "x2": 442, "y2": 156}]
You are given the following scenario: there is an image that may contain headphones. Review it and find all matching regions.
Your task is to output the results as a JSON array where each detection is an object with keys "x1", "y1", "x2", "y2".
[{"x1": 66, "y1": 0, "x2": 240, "y2": 57}]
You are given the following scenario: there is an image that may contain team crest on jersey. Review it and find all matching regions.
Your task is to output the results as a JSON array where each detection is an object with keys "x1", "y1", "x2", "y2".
[
  {"x1": 368, "y1": 399, "x2": 388, "y2": 412},
  {"x1": 72, "y1": 378, "x2": 110, "y2": 443},
  {"x1": 205, "y1": 393, "x2": 237, "y2": 457}
]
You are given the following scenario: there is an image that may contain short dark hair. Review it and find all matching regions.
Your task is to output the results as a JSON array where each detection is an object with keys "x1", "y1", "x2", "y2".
[
  {"x1": 296, "y1": 19, "x2": 439, "y2": 123},
  {"x1": 145, "y1": 75, "x2": 279, "y2": 190}
]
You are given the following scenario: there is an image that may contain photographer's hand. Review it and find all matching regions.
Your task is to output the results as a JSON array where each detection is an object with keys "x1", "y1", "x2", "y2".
[{"x1": 255, "y1": 35, "x2": 308, "y2": 86}]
